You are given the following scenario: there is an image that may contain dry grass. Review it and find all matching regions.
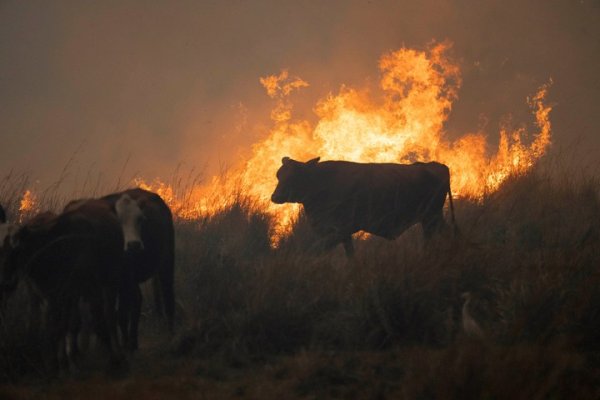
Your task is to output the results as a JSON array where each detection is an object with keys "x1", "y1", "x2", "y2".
[{"x1": 1, "y1": 161, "x2": 599, "y2": 398}]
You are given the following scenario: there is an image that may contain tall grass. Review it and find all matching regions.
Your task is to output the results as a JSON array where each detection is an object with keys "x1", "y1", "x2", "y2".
[{"x1": 1, "y1": 161, "x2": 599, "y2": 397}]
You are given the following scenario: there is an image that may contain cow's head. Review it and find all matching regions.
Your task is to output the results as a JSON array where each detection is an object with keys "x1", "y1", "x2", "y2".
[
  {"x1": 271, "y1": 156, "x2": 320, "y2": 204},
  {"x1": 115, "y1": 194, "x2": 145, "y2": 252}
]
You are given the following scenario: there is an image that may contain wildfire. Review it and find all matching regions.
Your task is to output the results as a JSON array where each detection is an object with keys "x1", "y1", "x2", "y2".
[
  {"x1": 153, "y1": 42, "x2": 548, "y2": 235},
  {"x1": 137, "y1": 42, "x2": 552, "y2": 240},
  {"x1": 19, "y1": 42, "x2": 552, "y2": 243},
  {"x1": 134, "y1": 174, "x2": 243, "y2": 220}
]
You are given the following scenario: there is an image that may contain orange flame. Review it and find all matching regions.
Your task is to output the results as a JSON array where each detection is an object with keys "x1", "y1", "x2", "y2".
[
  {"x1": 137, "y1": 42, "x2": 554, "y2": 241},
  {"x1": 18, "y1": 189, "x2": 39, "y2": 223}
]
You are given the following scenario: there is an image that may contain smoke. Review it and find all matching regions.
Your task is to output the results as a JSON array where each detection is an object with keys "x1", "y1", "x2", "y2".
[{"x1": 1, "y1": 0, "x2": 598, "y2": 193}]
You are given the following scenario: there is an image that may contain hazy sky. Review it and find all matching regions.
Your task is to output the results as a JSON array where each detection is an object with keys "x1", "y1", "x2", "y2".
[{"x1": 1, "y1": 0, "x2": 599, "y2": 193}]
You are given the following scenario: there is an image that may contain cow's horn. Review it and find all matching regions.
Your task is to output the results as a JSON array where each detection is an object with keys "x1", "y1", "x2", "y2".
[
  {"x1": 282, "y1": 156, "x2": 291, "y2": 164},
  {"x1": 307, "y1": 157, "x2": 320, "y2": 165}
]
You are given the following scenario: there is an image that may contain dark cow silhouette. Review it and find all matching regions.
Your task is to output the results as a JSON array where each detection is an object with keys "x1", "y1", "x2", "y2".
[
  {"x1": 1, "y1": 211, "x2": 58, "y2": 333},
  {"x1": 0, "y1": 200, "x2": 125, "y2": 373},
  {"x1": 102, "y1": 188, "x2": 175, "y2": 349},
  {"x1": 65, "y1": 188, "x2": 175, "y2": 350},
  {"x1": 271, "y1": 157, "x2": 456, "y2": 256}
]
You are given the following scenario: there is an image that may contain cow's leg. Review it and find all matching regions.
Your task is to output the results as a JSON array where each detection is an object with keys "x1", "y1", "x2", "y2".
[
  {"x1": 26, "y1": 291, "x2": 42, "y2": 339},
  {"x1": 89, "y1": 288, "x2": 122, "y2": 368},
  {"x1": 119, "y1": 260, "x2": 141, "y2": 350},
  {"x1": 0, "y1": 292, "x2": 7, "y2": 324},
  {"x1": 342, "y1": 236, "x2": 355, "y2": 258},
  {"x1": 87, "y1": 285, "x2": 109, "y2": 351},
  {"x1": 44, "y1": 301, "x2": 62, "y2": 378},
  {"x1": 77, "y1": 300, "x2": 93, "y2": 355},
  {"x1": 57, "y1": 333, "x2": 68, "y2": 377},
  {"x1": 152, "y1": 276, "x2": 162, "y2": 318},
  {"x1": 90, "y1": 301, "x2": 110, "y2": 350},
  {"x1": 161, "y1": 271, "x2": 175, "y2": 333},
  {"x1": 158, "y1": 268, "x2": 175, "y2": 334},
  {"x1": 128, "y1": 284, "x2": 142, "y2": 350},
  {"x1": 59, "y1": 297, "x2": 81, "y2": 374},
  {"x1": 102, "y1": 287, "x2": 124, "y2": 366},
  {"x1": 67, "y1": 299, "x2": 82, "y2": 366},
  {"x1": 118, "y1": 282, "x2": 132, "y2": 349}
]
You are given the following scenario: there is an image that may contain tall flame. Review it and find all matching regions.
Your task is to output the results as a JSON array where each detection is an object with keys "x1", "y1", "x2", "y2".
[
  {"x1": 138, "y1": 42, "x2": 552, "y2": 240},
  {"x1": 18, "y1": 42, "x2": 552, "y2": 243},
  {"x1": 233, "y1": 42, "x2": 550, "y2": 237}
]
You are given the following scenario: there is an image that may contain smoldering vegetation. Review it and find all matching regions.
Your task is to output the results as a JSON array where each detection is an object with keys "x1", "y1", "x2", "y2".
[{"x1": 1, "y1": 162, "x2": 599, "y2": 398}]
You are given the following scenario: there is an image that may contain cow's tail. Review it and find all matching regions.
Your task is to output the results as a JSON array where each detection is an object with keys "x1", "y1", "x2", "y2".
[{"x1": 447, "y1": 183, "x2": 459, "y2": 236}]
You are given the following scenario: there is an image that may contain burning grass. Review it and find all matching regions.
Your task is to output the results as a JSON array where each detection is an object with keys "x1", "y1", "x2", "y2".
[{"x1": 130, "y1": 41, "x2": 553, "y2": 244}]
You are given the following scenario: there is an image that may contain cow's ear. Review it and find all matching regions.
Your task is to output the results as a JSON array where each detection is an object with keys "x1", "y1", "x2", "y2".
[
  {"x1": 282, "y1": 156, "x2": 291, "y2": 165},
  {"x1": 0, "y1": 204, "x2": 5, "y2": 224},
  {"x1": 306, "y1": 157, "x2": 320, "y2": 166}
]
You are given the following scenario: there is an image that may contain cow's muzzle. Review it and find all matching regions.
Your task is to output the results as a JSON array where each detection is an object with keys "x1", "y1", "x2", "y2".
[
  {"x1": 271, "y1": 193, "x2": 285, "y2": 204},
  {"x1": 125, "y1": 240, "x2": 144, "y2": 253}
]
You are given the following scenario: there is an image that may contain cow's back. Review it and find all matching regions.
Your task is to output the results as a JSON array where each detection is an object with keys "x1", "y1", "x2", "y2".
[
  {"x1": 16, "y1": 202, "x2": 123, "y2": 299},
  {"x1": 59, "y1": 201, "x2": 124, "y2": 290},
  {"x1": 303, "y1": 161, "x2": 450, "y2": 239}
]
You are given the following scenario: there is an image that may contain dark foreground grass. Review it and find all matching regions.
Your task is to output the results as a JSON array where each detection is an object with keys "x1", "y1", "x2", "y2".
[
  {"x1": 0, "y1": 343, "x2": 597, "y2": 399},
  {"x1": 1, "y1": 165, "x2": 599, "y2": 398}
]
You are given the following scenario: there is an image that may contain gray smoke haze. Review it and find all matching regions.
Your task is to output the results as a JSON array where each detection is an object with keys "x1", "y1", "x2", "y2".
[{"x1": 1, "y1": 0, "x2": 599, "y2": 194}]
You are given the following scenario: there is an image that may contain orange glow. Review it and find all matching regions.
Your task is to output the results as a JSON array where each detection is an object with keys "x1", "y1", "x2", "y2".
[
  {"x1": 18, "y1": 190, "x2": 39, "y2": 223},
  {"x1": 134, "y1": 174, "x2": 242, "y2": 220},
  {"x1": 15, "y1": 42, "x2": 550, "y2": 244},
  {"x1": 136, "y1": 42, "x2": 552, "y2": 243}
]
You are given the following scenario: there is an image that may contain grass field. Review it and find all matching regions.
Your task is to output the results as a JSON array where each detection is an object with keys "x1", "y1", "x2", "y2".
[{"x1": 0, "y1": 161, "x2": 599, "y2": 399}]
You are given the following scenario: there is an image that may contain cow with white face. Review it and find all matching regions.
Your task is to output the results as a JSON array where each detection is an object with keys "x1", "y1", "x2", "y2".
[
  {"x1": 115, "y1": 194, "x2": 145, "y2": 252},
  {"x1": 63, "y1": 194, "x2": 146, "y2": 350},
  {"x1": 64, "y1": 189, "x2": 175, "y2": 351},
  {"x1": 99, "y1": 188, "x2": 175, "y2": 350}
]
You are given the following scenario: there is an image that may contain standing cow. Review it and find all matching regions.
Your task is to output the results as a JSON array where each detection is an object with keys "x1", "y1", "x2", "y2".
[
  {"x1": 0, "y1": 210, "x2": 57, "y2": 336},
  {"x1": 65, "y1": 188, "x2": 175, "y2": 350},
  {"x1": 103, "y1": 188, "x2": 175, "y2": 349},
  {"x1": 271, "y1": 157, "x2": 456, "y2": 256},
  {"x1": 0, "y1": 200, "x2": 125, "y2": 374}
]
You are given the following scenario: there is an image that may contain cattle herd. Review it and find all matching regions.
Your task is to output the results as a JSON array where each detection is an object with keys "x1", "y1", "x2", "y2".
[
  {"x1": 0, "y1": 157, "x2": 455, "y2": 376},
  {"x1": 0, "y1": 188, "x2": 174, "y2": 375}
]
